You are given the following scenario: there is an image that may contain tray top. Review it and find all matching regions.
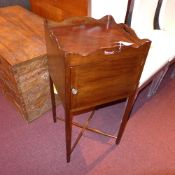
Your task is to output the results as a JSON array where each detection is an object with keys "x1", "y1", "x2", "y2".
[
  {"x1": 48, "y1": 16, "x2": 145, "y2": 56},
  {"x1": 0, "y1": 6, "x2": 46, "y2": 66}
]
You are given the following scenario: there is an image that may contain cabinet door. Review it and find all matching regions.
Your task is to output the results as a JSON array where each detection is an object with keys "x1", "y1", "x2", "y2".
[{"x1": 70, "y1": 56, "x2": 141, "y2": 112}]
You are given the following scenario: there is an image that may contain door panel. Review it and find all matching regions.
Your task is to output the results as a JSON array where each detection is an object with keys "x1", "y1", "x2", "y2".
[{"x1": 70, "y1": 56, "x2": 141, "y2": 111}]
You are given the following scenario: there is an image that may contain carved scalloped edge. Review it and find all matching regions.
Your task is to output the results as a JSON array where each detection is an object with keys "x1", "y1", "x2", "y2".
[{"x1": 45, "y1": 15, "x2": 151, "y2": 56}]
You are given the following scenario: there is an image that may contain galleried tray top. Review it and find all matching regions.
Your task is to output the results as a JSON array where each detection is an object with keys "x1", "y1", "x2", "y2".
[{"x1": 48, "y1": 15, "x2": 145, "y2": 56}]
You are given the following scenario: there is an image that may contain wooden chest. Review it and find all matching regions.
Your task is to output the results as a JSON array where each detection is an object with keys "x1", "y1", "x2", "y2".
[{"x1": 0, "y1": 6, "x2": 54, "y2": 122}]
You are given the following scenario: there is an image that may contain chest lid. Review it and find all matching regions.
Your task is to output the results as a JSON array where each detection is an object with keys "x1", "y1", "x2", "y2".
[{"x1": 0, "y1": 6, "x2": 46, "y2": 66}]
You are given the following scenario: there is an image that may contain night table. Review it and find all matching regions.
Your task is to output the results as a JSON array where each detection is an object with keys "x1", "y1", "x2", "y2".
[{"x1": 45, "y1": 16, "x2": 151, "y2": 162}]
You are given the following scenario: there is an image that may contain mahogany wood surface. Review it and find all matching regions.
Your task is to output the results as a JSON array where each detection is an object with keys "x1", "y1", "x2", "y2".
[
  {"x1": 45, "y1": 16, "x2": 151, "y2": 162},
  {"x1": 0, "y1": 6, "x2": 59, "y2": 121},
  {"x1": 30, "y1": 0, "x2": 89, "y2": 22}
]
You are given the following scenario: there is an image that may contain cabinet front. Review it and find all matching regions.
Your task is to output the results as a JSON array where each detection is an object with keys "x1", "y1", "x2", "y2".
[{"x1": 70, "y1": 56, "x2": 140, "y2": 111}]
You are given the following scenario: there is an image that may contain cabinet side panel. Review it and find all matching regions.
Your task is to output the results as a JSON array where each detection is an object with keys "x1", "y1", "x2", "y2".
[
  {"x1": 45, "y1": 27, "x2": 66, "y2": 107},
  {"x1": 0, "y1": 56, "x2": 27, "y2": 118}
]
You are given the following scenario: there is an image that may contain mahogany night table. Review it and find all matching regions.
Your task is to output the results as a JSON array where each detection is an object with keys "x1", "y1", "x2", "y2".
[{"x1": 45, "y1": 16, "x2": 151, "y2": 162}]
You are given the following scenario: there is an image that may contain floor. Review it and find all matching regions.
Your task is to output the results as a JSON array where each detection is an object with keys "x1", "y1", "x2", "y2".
[{"x1": 0, "y1": 67, "x2": 175, "y2": 175}]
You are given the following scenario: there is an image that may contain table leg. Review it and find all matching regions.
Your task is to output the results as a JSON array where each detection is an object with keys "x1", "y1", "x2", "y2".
[
  {"x1": 116, "y1": 92, "x2": 137, "y2": 144},
  {"x1": 171, "y1": 67, "x2": 175, "y2": 79},
  {"x1": 147, "y1": 64, "x2": 169, "y2": 97},
  {"x1": 65, "y1": 110, "x2": 72, "y2": 163},
  {"x1": 49, "y1": 76, "x2": 57, "y2": 123}
]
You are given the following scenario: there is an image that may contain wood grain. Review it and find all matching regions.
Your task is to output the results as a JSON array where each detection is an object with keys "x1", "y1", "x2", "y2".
[
  {"x1": 0, "y1": 6, "x2": 59, "y2": 121},
  {"x1": 0, "y1": 55, "x2": 26, "y2": 117},
  {"x1": 30, "y1": 0, "x2": 88, "y2": 22},
  {"x1": 0, "y1": 6, "x2": 46, "y2": 65}
]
